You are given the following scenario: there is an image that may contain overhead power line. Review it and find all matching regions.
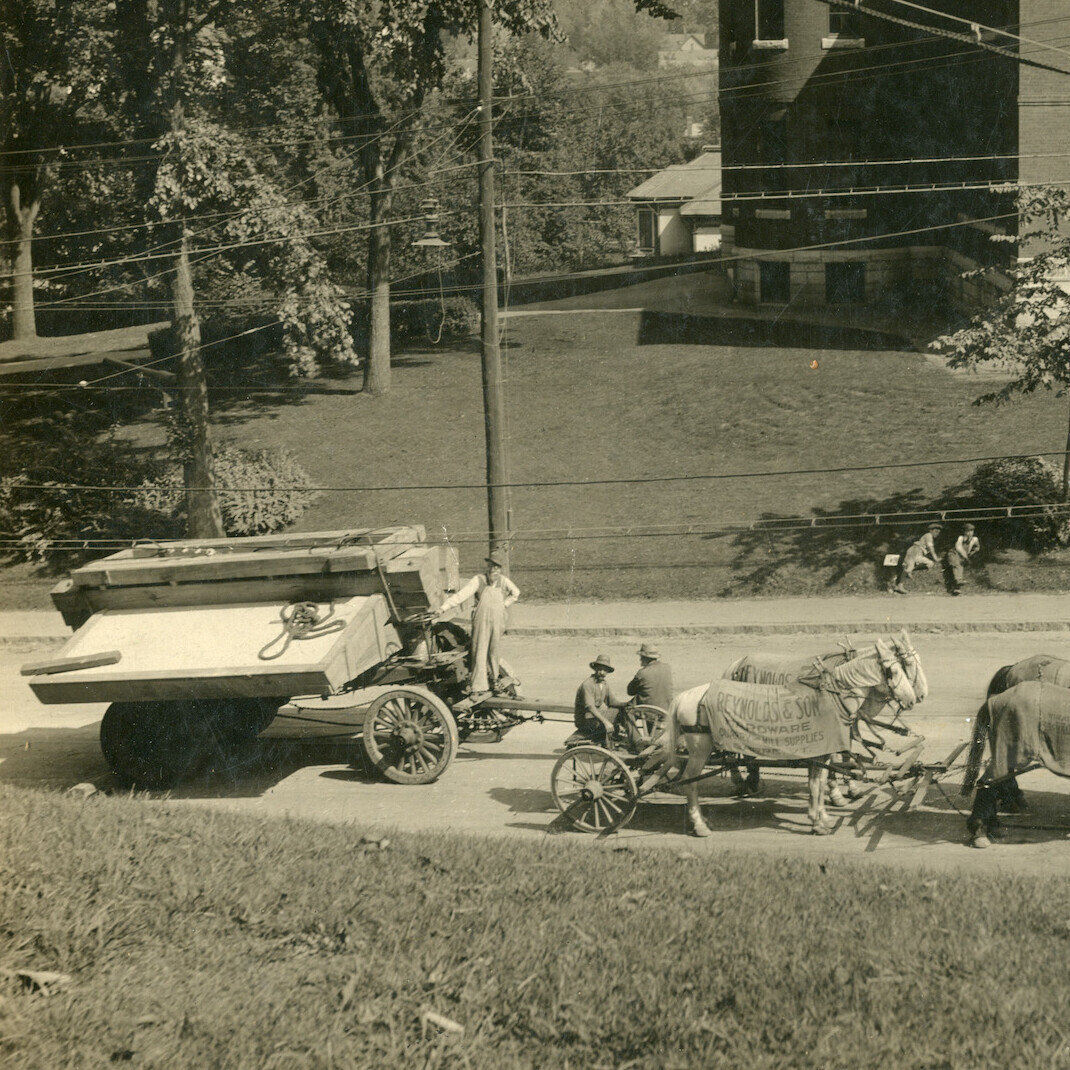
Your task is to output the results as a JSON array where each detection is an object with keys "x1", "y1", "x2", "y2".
[
  {"x1": 819, "y1": 0, "x2": 1070, "y2": 76},
  {"x1": 1, "y1": 502, "x2": 1068, "y2": 555},
  {"x1": 5, "y1": 451, "x2": 1064, "y2": 495}
]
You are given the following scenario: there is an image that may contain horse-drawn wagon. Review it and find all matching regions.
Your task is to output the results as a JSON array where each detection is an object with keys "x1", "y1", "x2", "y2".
[
  {"x1": 20, "y1": 526, "x2": 568, "y2": 789},
  {"x1": 550, "y1": 634, "x2": 966, "y2": 835}
]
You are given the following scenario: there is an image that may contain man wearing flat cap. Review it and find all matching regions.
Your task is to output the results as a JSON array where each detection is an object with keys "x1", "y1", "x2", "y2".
[
  {"x1": 436, "y1": 551, "x2": 520, "y2": 695},
  {"x1": 891, "y1": 522, "x2": 943, "y2": 595},
  {"x1": 945, "y1": 522, "x2": 980, "y2": 595},
  {"x1": 626, "y1": 642, "x2": 674, "y2": 712},
  {"x1": 574, "y1": 654, "x2": 630, "y2": 746}
]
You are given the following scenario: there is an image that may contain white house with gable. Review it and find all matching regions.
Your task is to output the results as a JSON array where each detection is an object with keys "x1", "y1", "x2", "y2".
[{"x1": 626, "y1": 151, "x2": 722, "y2": 258}]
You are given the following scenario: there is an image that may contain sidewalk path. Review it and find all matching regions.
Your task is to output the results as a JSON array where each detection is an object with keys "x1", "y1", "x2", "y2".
[
  {"x1": 508, "y1": 592, "x2": 1070, "y2": 636},
  {"x1": 4, "y1": 591, "x2": 1070, "y2": 646}
]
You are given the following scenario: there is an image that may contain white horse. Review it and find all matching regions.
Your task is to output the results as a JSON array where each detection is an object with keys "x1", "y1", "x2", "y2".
[
  {"x1": 664, "y1": 639, "x2": 921, "y2": 836},
  {"x1": 722, "y1": 631, "x2": 928, "y2": 803}
]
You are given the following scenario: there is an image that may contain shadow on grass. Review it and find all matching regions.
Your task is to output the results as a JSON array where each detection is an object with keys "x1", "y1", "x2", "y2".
[
  {"x1": 0, "y1": 723, "x2": 377, "y2": 798},
  {"x1": 636, "y1": 311, "x2": 910, "y2": 351},
  {"x1": 704, "y1": 486, "x2": 980, "y2": 595}
]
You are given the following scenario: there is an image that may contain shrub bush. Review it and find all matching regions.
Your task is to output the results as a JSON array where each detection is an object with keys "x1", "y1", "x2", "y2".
[
  {"x1": 390, "y1": 297, "x2": 479, "y2": 345},
  {"x1": 0, "y1": 426, "x2": 182, "y2": 560},
  {"x1": 968, "y1": 457, "x2": 1070, "y2": 551},
  {"x1": 138, "y1": 445, "x2": 319, "y2": 537},
  {"x1": 0, "y1": 436, "x2": 317, "y2": 561}
]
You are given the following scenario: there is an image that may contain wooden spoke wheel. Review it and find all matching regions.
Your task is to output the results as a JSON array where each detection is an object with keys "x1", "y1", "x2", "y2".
[
  {"x1": 362, "y1": 687, "x2": 458, "y2": 784},
  {"x1": 100, "y1": 700, "x2": 214, "y2": 790},
  {"x1": 551, "y1": 745, "x2": 639, "y2": 833},
  {"x1": 630, "y1": 704, "x2": 668, "y2": 746}
]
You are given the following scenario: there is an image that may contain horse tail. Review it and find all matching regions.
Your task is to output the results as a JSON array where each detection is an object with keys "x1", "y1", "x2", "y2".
[
  {"x1": 986, "y1": 665, "x2": 1012, "y2": 697},
  {"x1": 961, "y1": 700, "x2": 991, "y2": 795}
]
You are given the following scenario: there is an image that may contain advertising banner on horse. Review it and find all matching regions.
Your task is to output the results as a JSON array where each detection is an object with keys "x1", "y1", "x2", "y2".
[{"x1": 697, "y1": 680, "x2": 852, "y2": 760}]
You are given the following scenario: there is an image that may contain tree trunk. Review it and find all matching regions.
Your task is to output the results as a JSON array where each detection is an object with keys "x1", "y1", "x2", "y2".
[
  {"x1": 363, "y1": 180, "x2": 392, "y2": 395},
  {"x1": 160, "y1": 4, "x2": 222, "y2": 539},
  {"x1": 171, "y1": 227, "x2": 224, "y2": 538},
  {"x1": 6, "y1": 182, "x2": 40, "y2": 340},
  {"x1": 1063, "y1": 400, "x2": 1070, "y2": 502}
]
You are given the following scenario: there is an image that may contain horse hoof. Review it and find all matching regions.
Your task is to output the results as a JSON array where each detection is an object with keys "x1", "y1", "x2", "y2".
[
  {"x1": 688, "y1": 813, "x2": 712, "y2": 838},
  {"x1": 827, "y1": 787, "x2": 849, "y2": 807},
  {"x1": 811, "y1": 823, "x2": 834, "y2": 836},
  {"x1": 969, "y1": 833, "x2": 991, "y2": 849}
]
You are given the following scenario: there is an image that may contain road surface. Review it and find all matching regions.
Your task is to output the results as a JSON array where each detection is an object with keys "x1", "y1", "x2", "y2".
[{"x1": 4, "y1": 630, "x2": 1070, "y2": 874}]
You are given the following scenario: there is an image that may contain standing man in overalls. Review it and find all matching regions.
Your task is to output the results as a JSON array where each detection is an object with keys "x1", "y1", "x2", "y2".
[{"x1": 436, "y1": 551, "x2": 520, "y2": 696}]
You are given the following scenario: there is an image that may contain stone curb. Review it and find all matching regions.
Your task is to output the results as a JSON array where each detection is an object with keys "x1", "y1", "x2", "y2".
[{"x1": 507, "y1": 621, "x2": 1070, "y2": 637}]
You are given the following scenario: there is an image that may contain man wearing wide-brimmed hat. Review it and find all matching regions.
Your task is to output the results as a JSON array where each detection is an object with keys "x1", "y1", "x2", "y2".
[
  {"x1": 573, "y1": 654, "x2": 630, "y2": 745},
  {"x1": 436, "y1": 551, "x2": 520, "y2": 695},
  {"x1": 626, "y1": 642, "x2": 674, "y2": 712}
]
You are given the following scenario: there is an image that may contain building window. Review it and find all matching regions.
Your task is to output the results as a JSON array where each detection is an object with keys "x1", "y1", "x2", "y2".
[
  {"x1": 823, "y1": 6, "x2": 864, "y2": 48},
  {"x1": 828, "y1": 8, "x2": 858, "y2": 35},
  {"x1": 760, "y1": 261, "x2": 791, "y2": 304},
  {"x1": 754, "y1": 0, "x2": 785, "y2": 42},
  {"x1": 637, "y1": 209, "x2": 656, "y2": 254},
  {"x1": 826, "y1": 262, "x2": 866, "y2": 304}
]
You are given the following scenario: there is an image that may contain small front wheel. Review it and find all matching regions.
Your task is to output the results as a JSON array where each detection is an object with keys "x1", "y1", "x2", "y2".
[
  {"x1": 361, "y1": 688, "x2": 458, "y2": 784},
  {"x1": 551, "y1": 745, "x2": 638, "y2": 832}
]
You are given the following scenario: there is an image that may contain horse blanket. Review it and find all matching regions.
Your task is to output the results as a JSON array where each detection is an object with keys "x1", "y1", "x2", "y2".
[
  {"x1": 985, "y1": 681, "x2": 1070, "y2": 780},
  {"x1": 1005, "y1": 655, "x2": 1070, "y2": 692},
  {"x1": 697, "y1": 679, "x2": 852, "y2": 760}
]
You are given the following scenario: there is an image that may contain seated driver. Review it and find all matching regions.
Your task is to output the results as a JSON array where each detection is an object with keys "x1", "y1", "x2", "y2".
[{"x1": 573, "y1": 654, "x2": 630, "y2": 746}]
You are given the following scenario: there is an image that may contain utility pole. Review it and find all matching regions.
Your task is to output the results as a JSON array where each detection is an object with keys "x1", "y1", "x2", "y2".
[{"x1": 478, "y1": 0, "x2": 511, "y2": 561}]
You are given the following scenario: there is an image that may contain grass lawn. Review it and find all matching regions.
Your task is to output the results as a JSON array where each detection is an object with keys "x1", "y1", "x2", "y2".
[
  {"x1": 3, "y1": 783, "x2": 1069, "y2": 1069},
  {"x1": 5, "y1": 284, "x2": 1070, "y2": 607}
]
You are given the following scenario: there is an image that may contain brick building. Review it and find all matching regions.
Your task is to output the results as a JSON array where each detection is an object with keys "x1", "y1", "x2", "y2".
[{"x1": 718, "y1": 1, "x2": 1070, "y2": 309}]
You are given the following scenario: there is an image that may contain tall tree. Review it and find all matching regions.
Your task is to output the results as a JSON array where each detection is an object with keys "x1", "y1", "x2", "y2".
[
  {"x1": 0, "y1": 1, "x2": 116, "y2": 339},
  {"x1": 113, "y1": 0, "x2": 357, "y2": 536},
  {"x1": 932, "y1": 186, "x2": 1070, "y2": 499},
  {"x1": 308, "y1": 0, "x2": 676, "y2": 395}
]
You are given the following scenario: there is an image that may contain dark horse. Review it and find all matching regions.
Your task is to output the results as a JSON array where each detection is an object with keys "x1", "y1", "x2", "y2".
[
  {"x1": 979, "y1": 654, "x2": 1070, "y2": 820},
  {"x1": 963, "y1": 677, "x2": 1070, "y2": 848}
]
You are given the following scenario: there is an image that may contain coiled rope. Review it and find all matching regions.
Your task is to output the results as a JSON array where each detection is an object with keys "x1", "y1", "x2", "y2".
[{"x1": 258, "y1": 601, "x2": 347, "y2": 661}]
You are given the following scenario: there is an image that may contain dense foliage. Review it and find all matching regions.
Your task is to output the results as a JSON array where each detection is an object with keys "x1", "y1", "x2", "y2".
[
  {"x1": 933, "y1": 186, "x2": 1070, "y2": 500},
  {"x1": 1, "y1": 0, "x2": 713, "y2": 546},
  {"x1": 0, "y1": 428, "x2": 317, "y2": 559},
  {"x1": 967, "y1": 457, "x2": 1070, "y2": 551}
]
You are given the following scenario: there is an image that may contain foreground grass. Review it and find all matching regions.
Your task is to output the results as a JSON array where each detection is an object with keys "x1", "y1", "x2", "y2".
[{"x1": 2, "y1": 784, "x2": 1069, "y2": 1069}]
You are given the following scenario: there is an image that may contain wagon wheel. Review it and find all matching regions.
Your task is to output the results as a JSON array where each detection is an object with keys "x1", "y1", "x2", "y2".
[
  {"x1": 551, "y1": 745, "x2": 639, "y2": 833},
  {"x1": 362, "y1": 687, "x2": 458, "y2": 784},
  {"x1": 630, "y1": 704, "x2": 668, "y2": 745},
  {"x1": 100, "y1": 700, "x2": 214, "y2": 790}
]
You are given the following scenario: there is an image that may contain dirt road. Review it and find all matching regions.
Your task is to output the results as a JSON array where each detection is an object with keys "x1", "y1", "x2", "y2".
[{"x1": 4, "y1": 631, "x2": 1070, "y2": 874}]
